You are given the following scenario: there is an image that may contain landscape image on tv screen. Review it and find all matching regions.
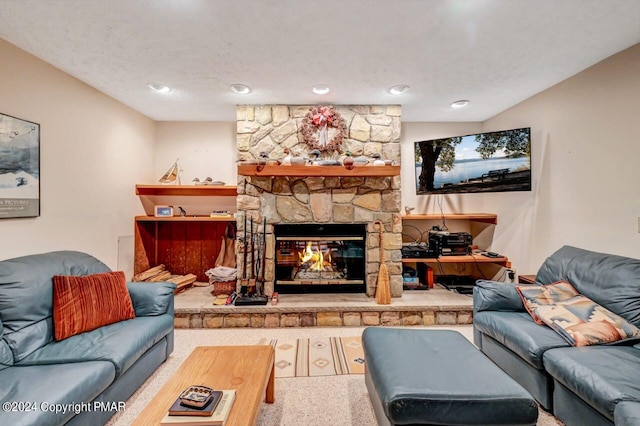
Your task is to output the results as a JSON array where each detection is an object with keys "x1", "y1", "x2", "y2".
[{"x1": 415, "y1": 127, "x2": 531, "y2": 194}]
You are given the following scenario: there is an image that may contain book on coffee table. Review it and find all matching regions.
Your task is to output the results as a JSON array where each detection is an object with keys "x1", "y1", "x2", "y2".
[{"x1": 160, "y1": 390, "x2": 236, "y2": 426}]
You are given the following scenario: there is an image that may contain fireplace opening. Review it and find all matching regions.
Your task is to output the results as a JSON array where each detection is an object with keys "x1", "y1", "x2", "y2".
[{"x1": 273, "y1": 224, "x2": 366, "y2": 293}]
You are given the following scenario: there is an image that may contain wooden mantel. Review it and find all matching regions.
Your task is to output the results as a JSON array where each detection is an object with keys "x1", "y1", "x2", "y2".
[{"x1": 238, "y1": 164, "x2": 400, "y2": 177}]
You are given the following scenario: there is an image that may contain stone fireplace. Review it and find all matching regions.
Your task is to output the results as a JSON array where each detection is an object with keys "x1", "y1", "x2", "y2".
[{"x1": 236, "y1": 105, "x2": 403, "y2": 297}]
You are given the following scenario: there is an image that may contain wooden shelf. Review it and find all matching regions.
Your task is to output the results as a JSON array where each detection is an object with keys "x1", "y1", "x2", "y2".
[
  {"x1": 238, "y1": 164, "x2": 400, "y2": 177},
  {"x1": 402, "y1": 255, "x2": 510, "y2": 266},
  {"x1": 135, "y1": 215, "x2": 235, "y2": 222},
  {"x1": 402, "y1": 213, "x2": 498, "y2": 225},
  {"x1": 135, "y1": 185, "x2": 237, "y2": 197}
]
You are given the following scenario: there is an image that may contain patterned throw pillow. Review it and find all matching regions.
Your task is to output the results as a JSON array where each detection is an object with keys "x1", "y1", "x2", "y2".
[
  {"x1": 516, "y1": 281, "x2": 579, "y2": 324},
  {"x1": 53, "y1": 271, "x2": 135, "y2": 341},
  {"x1": 534, "y1": 295, "x2": 640, "y2": 346}
]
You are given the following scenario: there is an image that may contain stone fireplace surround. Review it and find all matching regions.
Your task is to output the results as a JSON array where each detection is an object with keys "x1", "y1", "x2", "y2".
[{"x1": 236, "y1": 104, "x2": 404, "y2": 297}]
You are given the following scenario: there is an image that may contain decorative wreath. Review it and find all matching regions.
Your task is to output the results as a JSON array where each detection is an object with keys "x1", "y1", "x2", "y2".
[{"x1": 300, "y1": 105, "x2": 347, "y2": 153}]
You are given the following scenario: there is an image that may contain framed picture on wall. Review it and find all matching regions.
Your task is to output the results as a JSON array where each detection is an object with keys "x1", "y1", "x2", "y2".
[{"x1": 0, "y1": 113, "x2": 40, "y2": 218}]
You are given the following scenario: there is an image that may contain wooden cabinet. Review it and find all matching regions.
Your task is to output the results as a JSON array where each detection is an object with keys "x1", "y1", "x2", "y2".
[
  {"x1": 401, "y1": 213, "x2": 511, "y2": 287},
  {"x1": 518, "y1": 275, "x2": 536, "y2": 284},
  {"x1": 133, "y1": 185, "x2": 237, "y2": 282}
]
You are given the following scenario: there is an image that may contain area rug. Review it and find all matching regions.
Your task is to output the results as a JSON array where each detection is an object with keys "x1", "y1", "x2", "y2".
[{"x1": 258, "y1": 336, "x2": 365, "y2": 377}]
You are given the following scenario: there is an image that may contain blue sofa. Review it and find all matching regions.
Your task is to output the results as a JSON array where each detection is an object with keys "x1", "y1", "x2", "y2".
[
  {"x1": 0, "y1": 251, "x2": 175, "y2": 426},
  {"x1": 473, "y1": 246, "x2": 640, "y2": 426}
]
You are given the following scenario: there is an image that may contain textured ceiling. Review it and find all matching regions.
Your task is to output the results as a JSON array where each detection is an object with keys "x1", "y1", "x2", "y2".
[{"x1": 0, "y1": 0, "x2": 639, "y2": 122}]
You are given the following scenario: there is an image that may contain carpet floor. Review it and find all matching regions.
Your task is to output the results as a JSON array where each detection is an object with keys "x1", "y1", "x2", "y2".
[{"x1": 106, "y1": 326, "x2": 563, "y2": 426}]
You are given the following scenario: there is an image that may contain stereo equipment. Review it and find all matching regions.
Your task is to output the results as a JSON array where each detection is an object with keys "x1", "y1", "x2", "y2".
[
  {"x1": 428, "y1": 231, "x2": 472, "y2": 256},
  {"x1": 401, "y1": 243, "x2": 437, "y2": 259}
]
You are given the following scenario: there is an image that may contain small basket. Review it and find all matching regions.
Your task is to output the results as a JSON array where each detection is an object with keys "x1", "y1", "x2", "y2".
[{"x1": 210, "y1": 280, "x2": 236, "y2": 296}]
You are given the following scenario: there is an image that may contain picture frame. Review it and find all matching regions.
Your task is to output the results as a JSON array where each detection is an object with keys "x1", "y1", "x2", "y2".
[
  {"x1": 154, "y1": 205, "x2": 174, "y2": 217},
  {"x1": 0, "y1": 113, "x2": 40, "y2": 219}
]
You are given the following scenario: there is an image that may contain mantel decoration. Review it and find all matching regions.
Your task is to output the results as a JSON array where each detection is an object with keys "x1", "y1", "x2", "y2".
[{"x1": 301, "y1": 105, "x2": 347, "y2": 153}]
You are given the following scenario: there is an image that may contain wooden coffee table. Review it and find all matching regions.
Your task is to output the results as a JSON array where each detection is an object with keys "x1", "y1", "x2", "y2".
[{"x1": 132, "y1": 345, "x2": 275, "y2": 426}]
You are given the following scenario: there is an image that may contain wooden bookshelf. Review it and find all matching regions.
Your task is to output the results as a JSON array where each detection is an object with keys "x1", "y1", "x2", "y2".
[
  {"x1": 402, "y1": 254, "x2": 510, "y2": 267},
  {"x1": 134, "y1": 185, "x2": 237, "y2": 282},
  {"x1": 135, "y1": 184, "x2": 237, "y2": 197},
  {"x1": 402, "y1": 213, "x2": 498, "y2": 225}
]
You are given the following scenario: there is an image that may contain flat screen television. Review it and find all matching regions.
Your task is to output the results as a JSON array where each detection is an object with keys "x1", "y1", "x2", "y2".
[{"x1": 415, "y1": 127, "x2": 531, "y2": 194}]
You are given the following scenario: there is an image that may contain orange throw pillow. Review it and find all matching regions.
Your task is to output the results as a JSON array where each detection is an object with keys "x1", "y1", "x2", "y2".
[{"x1": 53, "y1": 271, "x2": 135, "y2": 341}]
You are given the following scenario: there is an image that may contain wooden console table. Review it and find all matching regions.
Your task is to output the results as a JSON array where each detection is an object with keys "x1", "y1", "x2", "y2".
[{"x1": 132, "y1": 345, "x2": 275, "y2": 426}]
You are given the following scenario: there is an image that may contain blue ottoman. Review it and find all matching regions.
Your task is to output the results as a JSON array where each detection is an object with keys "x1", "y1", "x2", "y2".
[{"x1": 363, "y1": 328, "x2": 538, "y2": 425}]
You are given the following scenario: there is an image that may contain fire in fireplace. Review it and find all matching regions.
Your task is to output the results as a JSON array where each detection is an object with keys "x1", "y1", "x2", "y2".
[{"x1": 273, "y1": 224, "x2": 366, "y2": 293}]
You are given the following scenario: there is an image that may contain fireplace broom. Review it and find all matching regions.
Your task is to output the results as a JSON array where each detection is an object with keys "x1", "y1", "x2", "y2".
[{"x1": 374, "y1": 220, "x2": 391, "y2": 305}]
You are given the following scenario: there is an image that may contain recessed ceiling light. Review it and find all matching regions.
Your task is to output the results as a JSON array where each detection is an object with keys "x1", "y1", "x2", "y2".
[
  {"x1": 312, "y1": 84, "x2": 330, "y2": 95},
  {"x1": 148, "y1": 83, "x2": 172, "y2": 94},
  {"x1": 388, "y1": 85, "x2": 409, "y2": 95},
  {"x1": 230, "y1": 84, "x2": 251, "y2": 94},
  {"x1": 450, "y1": 100, "x2": 470, "y2": 108}
]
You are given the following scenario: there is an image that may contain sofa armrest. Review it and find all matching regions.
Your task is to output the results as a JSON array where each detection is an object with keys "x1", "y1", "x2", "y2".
[
  {"x1": 473, "y1": 280, "x2": 527, "y2": 313},
  {"x1": 615, "y1": 401, "x2": 640, "y2": 426},
  {"x1": 127, "y1": 282, "x2": 176, "y2": 317}
]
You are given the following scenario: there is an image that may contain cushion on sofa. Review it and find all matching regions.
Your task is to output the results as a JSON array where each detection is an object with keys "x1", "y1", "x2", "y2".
[
  {"x1": 516, "y1": 280, "x2": 579, "y2": 324},
  {"x1": 543, "y1": 346, "x2": 640, "y2": 420},
  {"x1": 534, "y1": 295, "x2": 640, "y2": 346},
  {"x1": 53, "y1": 271, "x2": 135, "y2": 341},
  {"x1": 535, "y1": 246, "x2": 640, "y2": 327},
  {"x1": 0, "y1": 361, "x2": 115, "y2": 426},
  {"x1": 474, "y1": 311, "x2": 570, "y2": 368},
  {"x1": 127, "y1": 281, "x2": 176, "y2": 316},
  {"x1": 473, "y1": 280, "x2": 526, "y2": 313},
  {"x1": 17, "y1": 314, "x2": 174, "y2": 377},
  {"x1": 0, "y1": 251, "x2": 111, "y2": 361}
]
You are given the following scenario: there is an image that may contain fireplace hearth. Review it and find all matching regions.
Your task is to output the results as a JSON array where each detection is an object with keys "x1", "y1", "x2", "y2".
[{"x1": 274, "y1": 224, "x2": 366, "y2": 293}]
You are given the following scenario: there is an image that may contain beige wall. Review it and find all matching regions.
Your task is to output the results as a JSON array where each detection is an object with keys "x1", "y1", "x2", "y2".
[
  {"x1": 402, "y1": 43, "x2": 640, "y2": 273},
  {"x1": 148, "y1": 122, "x2": 237, "y2": 216},
  {"x1": 0, "y1": 38, "x2": 156, "y2": 268},
  {"x1": 484, "y1": 43, "x2": 640, "y2": 271},
  {"x1": 155, "y1": 121, "x2": 236, "y2": 185}
]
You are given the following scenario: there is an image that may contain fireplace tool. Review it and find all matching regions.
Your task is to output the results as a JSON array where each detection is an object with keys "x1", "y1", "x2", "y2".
[
  {"x1": 240, "y1": 212, "x2": 249, "y2": 288},
  {"x1": 249, "y1": 216, "x2": 256, "y2": 289},
  {"x1": 235, "y1": 215, "x2": 268, "y2": 306},
  {"x1": 256, "y1": 217, "x2": 267, "y2": 297}
]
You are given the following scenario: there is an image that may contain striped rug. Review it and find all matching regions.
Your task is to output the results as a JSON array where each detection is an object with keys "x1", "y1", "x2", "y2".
[{"x1": 258, "y1": 336, "x2": 365, "y2": 377}]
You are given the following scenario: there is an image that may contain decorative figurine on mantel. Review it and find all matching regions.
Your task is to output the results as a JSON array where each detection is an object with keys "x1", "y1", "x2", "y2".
[
  {"x1": 281, "y1": 148, "x2": 292, "y2": 166},
  {"x1": 370, "y1": 153, "x2": 386, "y2": 166},
  {"x1": 353, "y1": 155, "x2": 369, "y2": 166},
  {"x1": 159, "y1": 158, "x2": 181, "y2": 184},
  {"x1": 308, "y1": 149, "x2": 321, "y2": 166},
  {"x1": 343, "y1": 151, "x2": 355, "y2": 170}
]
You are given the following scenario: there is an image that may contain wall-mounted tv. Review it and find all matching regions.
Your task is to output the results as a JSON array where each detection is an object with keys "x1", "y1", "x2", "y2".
[{"x1": 415, "y1": 127, "x2": 531, "y2": 194}]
